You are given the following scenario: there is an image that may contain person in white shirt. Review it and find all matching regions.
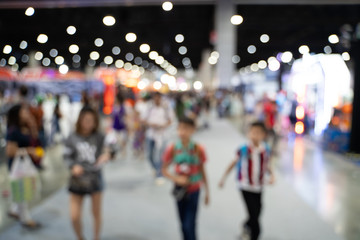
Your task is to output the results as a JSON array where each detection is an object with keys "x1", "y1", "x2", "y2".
[{"x1": 145, "y1": 92, "x2": 173, "y2": 183}]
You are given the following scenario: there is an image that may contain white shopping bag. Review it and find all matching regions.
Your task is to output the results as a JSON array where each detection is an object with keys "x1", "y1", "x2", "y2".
[{"x1": 9, "y1": 149, "x2": 38, "y2": 203}]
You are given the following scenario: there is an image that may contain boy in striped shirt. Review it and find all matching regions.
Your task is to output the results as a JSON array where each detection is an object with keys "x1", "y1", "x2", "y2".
[
  {"x1": 162, "y1": 117, "x2": 210, "y2": 240},
  {"x1": 219, "y1": 121, "x2": 275, "y2": 240}
]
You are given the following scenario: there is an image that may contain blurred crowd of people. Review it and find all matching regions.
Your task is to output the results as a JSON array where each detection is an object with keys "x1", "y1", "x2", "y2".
[{"x1": 1, "y1": 84, "x2": 290, "y2": 240}]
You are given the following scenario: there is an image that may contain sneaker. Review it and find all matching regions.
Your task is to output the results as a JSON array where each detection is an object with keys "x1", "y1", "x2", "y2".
[
  {"x1": 240, "y1": 226, "x2": 251, "y2": 240},
  {"x1": 155, "y1": 177, "x2": 165, "y2": 186}
]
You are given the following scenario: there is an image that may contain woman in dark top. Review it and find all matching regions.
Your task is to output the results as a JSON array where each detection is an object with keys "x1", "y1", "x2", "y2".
[
  {"x1": 6, "y1": 104, "x2": 41, "y2": 229},
  {"x1": 64, "y1": 107, "x2": 111, "y2": 240}
]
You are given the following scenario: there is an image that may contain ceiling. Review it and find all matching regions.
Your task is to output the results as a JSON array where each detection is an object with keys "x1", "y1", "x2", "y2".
[{"x1": 0, "y1": 4, "x2": 359, "y2": 72}]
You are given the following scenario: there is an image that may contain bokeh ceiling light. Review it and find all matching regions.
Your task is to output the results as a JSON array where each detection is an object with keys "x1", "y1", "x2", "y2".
[
  {"x1": 140, "y1": 44, "x2": 150, "y2": 53},
  {"x1": 69, "y1": 44, "x2": 79, "y2": 54},
  {"x1": 55, "y1": 56, "x2": 65, "y2": 65},
  {"x1": 230, "y1": 15, "x2": 243, "y2": 25},
  {"x1": 112, "y1": 46, "x2": 121, "y2": 55},
  {"x1": 208, "y1": 56, "x2": 217, "y2": 65},
  {"x1": 260, "y1": 34, "x2": 270, "y2": 43},
  {"x1": 34, "y1": 51, "x2": 43, "y2": 61},
  {"x1": 232, "y1": 55, "x2": 241, "y2": 64},
  {"x1": 103, "y1": 16, "x2": 116, "y2": 26},
  {"x1": 298, "y1": 45, "x2": 310, "y2": 54},
  {"x1": 42, "y1": 58, "x2": 51, "y2": 67},
  {"x1": 67, "y1": 26, "x2": 76, "y2": 35},
  {"x1": 179, "y1": 46, "x2": 187, "y2": 55},
  {"x1": 162, "y1": 2, "x2": 173, "y2": 11},
  {"x1": 342, "y1": 52, "x2": 350, "y2": 61},
  {"x1": 193, "y1": 81, "x2": 203, "y2": 91},
  {"x1": 8, "y1": 56, "x2": 16, "y2": 65},
  {"x1": 175, "y1": 34, "x2": 185, "y2": 43},
  {"x1": 90, "y1": 51, "x2": 100, "y2": 60},
  {"x1": 258, "y1": 60, "x2": 267, "y2": 69},
  {"x1": 59, "y1": 64, "x2": 69, "y2": 74},
  {"x1": 247, "y1": 45, "x2": 256, "y2": 54},
  {"x1": 104, "y1": 56, "x2": 113, "y2": 65},
  {"x1": 149, "y1": 51, "x2": 159, "y2": 60},
  {"x1": 37, "y1": 34, "x2": 48, "y2": 44},
  {"x1": 3, "y1": 45, "x2": 12, "y2": 54},
  {"x1": 324, "y1": 46, "x2": 332, "y2": 54},
  {"x1": 211, "y1": 51, "x2": 220, "y2": 59},
  {"x1": 25, "y1": 7, "x2": 35, "y2": 16},
  {"x1": 115, "y1": 60, "x2": 124, "y2": 68},
  {"x1": 125, "y1": 33, "x2": 137, "y2": 43},
  {"x1": 50, "y1": 49, "x2": 58, "y2": 58},
  {"x1": 281, "y1": 51, "x2": 293, "y2": 63},
  {"x1": 94, "y1": 38, "x2": 104, "y2": 47},
  {"x1": 328, "y1": 34, "x2": 339, "y2": 44},
  {"x1": 19, "y1": 41, "x2": 27, "y2": 49},
  {"x1": 155, "y1": 56, "x2": 165, "y2": 65}
]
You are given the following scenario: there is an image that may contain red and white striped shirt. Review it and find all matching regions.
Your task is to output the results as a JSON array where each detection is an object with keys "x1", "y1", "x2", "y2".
[{"x1": 236, "y1": 142, "x2": 271, "y2": 193}]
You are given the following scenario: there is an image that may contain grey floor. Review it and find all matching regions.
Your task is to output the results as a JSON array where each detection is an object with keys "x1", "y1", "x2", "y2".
[{"x1": 0, "y1": 118, "x2": 358, "y2": 240}]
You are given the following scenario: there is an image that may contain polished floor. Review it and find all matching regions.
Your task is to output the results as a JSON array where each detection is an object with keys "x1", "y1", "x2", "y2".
[{"x1": 0, "y1": 117, "x2": 358, "y2": 240}]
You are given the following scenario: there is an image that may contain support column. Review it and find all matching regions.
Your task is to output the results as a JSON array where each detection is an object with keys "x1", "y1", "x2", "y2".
[
  {"x1": 215, "y1": 0, "x2": 236, "y2": 88},
  {"x1": 349, "y1": 38, "x2": 360, "y2": 153}
]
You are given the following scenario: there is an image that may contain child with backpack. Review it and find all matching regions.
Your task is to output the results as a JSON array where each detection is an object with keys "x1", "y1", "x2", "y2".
[
  {"x1": 219, "y1": 121, "x2": 275, "y2": 240},
  {"x1": 162, "y1": 117, "x2": 210, "y2": 240}
]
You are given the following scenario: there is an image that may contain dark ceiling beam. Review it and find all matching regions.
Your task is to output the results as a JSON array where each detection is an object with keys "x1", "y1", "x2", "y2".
[{"x1": 0, "y1": 0, "x2": 360, "y2": 9}]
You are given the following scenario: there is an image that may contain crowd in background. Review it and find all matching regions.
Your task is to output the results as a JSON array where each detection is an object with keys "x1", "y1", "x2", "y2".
[{"x1": 0, "y1": 84, "x2": 304, "y2": 240}]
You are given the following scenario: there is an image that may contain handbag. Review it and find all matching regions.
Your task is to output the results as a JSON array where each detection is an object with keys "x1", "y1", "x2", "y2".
[
  {"x1": 172, "y1": 185, "x2": 188, "y2": 201},
  {"x1": 68, "y1": 164, "x2": 102, "y2": 195},
  {"x1": 9, "y1": 149, "x2": 38, "y2": 203}
]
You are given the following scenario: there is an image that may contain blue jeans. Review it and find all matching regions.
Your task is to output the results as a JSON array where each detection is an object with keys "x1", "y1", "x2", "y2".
[
  {"x1": 176, "y1": 190, "x2": 200, "y2": 240},
  {"x1": 146, "y1": 138, "x2": 165, "y2": 177}
]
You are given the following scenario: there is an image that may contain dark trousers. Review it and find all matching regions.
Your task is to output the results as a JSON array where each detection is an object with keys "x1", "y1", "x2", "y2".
[
  {"x1": 176, "y1": 190, "x2": 200, "y2": 240},
  {"x1": 241, "y1": 190, "x2": 262, "y2": 240}
]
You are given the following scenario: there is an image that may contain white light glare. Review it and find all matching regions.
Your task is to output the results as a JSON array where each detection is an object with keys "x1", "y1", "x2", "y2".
[
  {"x1": 67, "y1": 26, "x2": 76, "y2": 35},
  {"x1": 324, "y1": 46, "x2": 332, "y2": 54},
  {"x1": 281, "y1": 51, "x2": 293, "y2": 63},
  {"x1": 104, "y1": 56, "x2": 114, "y2": 65},
  {"x1": 193, "y1": 81, "x2": 203, "y2": 90},
  {"x1": 247, "y1": 45, "x2": 256, "y2": 54},
  {"x1": 25, "y1": 7, "x2": 35, "y2": 16},
  {"x1": 115, "y1": 60, "x2": 124, "y2": 68},
  {"x1": 208, "y1": 56, "x2": 217, "y2": 65},
  {"x1": 140, "y1": 44, "x2": 150, "y2": 53},
  {"x1": 268, "y1": 57, "x2": 281, "y2": 71},
  {"x1": 95, "y1": 38, "x2": 104, "y2": 47},
  {"x1": 69, "y1": 44, "x2": 79, "y2": 54},
  {"x1": 34, "y1": 51, "x2": 43, "y2": 61},
  {"x1": 126, "y1": 33, "x2": 137, "y2": 43},
  {"x1": 3, "y1": 45, "x2": 12, "y2": 54},
  {"x1": 260, "y1": 34, "x2": 270, "y2": 43},
  {"x1": 298, "y1": 45, "x2": 310, "y2": 55},
  {"x1": 153, "y1": 81, "x2": 162, "y2": 90},
  {"x1": 230, "y1": 15, "x2": 243, "y2": 25},
  {"x1": 342, "y1": 52, "x2": 350, "y2": 61},
  {"x1": 112, "y1": 46, "x2": 121, "y2": 55},
  {"x1": 103, "y1": 16, "x2": 116, "y2": 26},
  {"x1": 232, "y1": 55, "x2": 240, "y2": 64},
  {"x1": 175, "y1": 34, "x2": 184, "y2": 43},
  {"x1": 328, "y1": 34, "x2": 339, "y2": 44},
  {"x1": 258, "y1": 60, "x2": 267, "y2": 69},
  {"x1": 162, "y1": 2, "x2": 173, "y2": 11},
  {"x1": 19, "y1": 41, "x2": 28, "y2": 49},
  {"x1": 59, "y1": 64, "x2": 69, "y2": 74},
  {"x1": 179, "y1": 46, "x2": 187, "y2": 55},
  {"x1": 149, "y1": 51, "x2": 159, "y2": 60},
  {"x1": 90, "y1": 51, "x2": 100, "y2": 60},
  {"x1": 55, "y1": 56, "x2": 65, "y2": 65},
  {"x1": 37, "y1": 34, "x2": 48, "y2": 44}
]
